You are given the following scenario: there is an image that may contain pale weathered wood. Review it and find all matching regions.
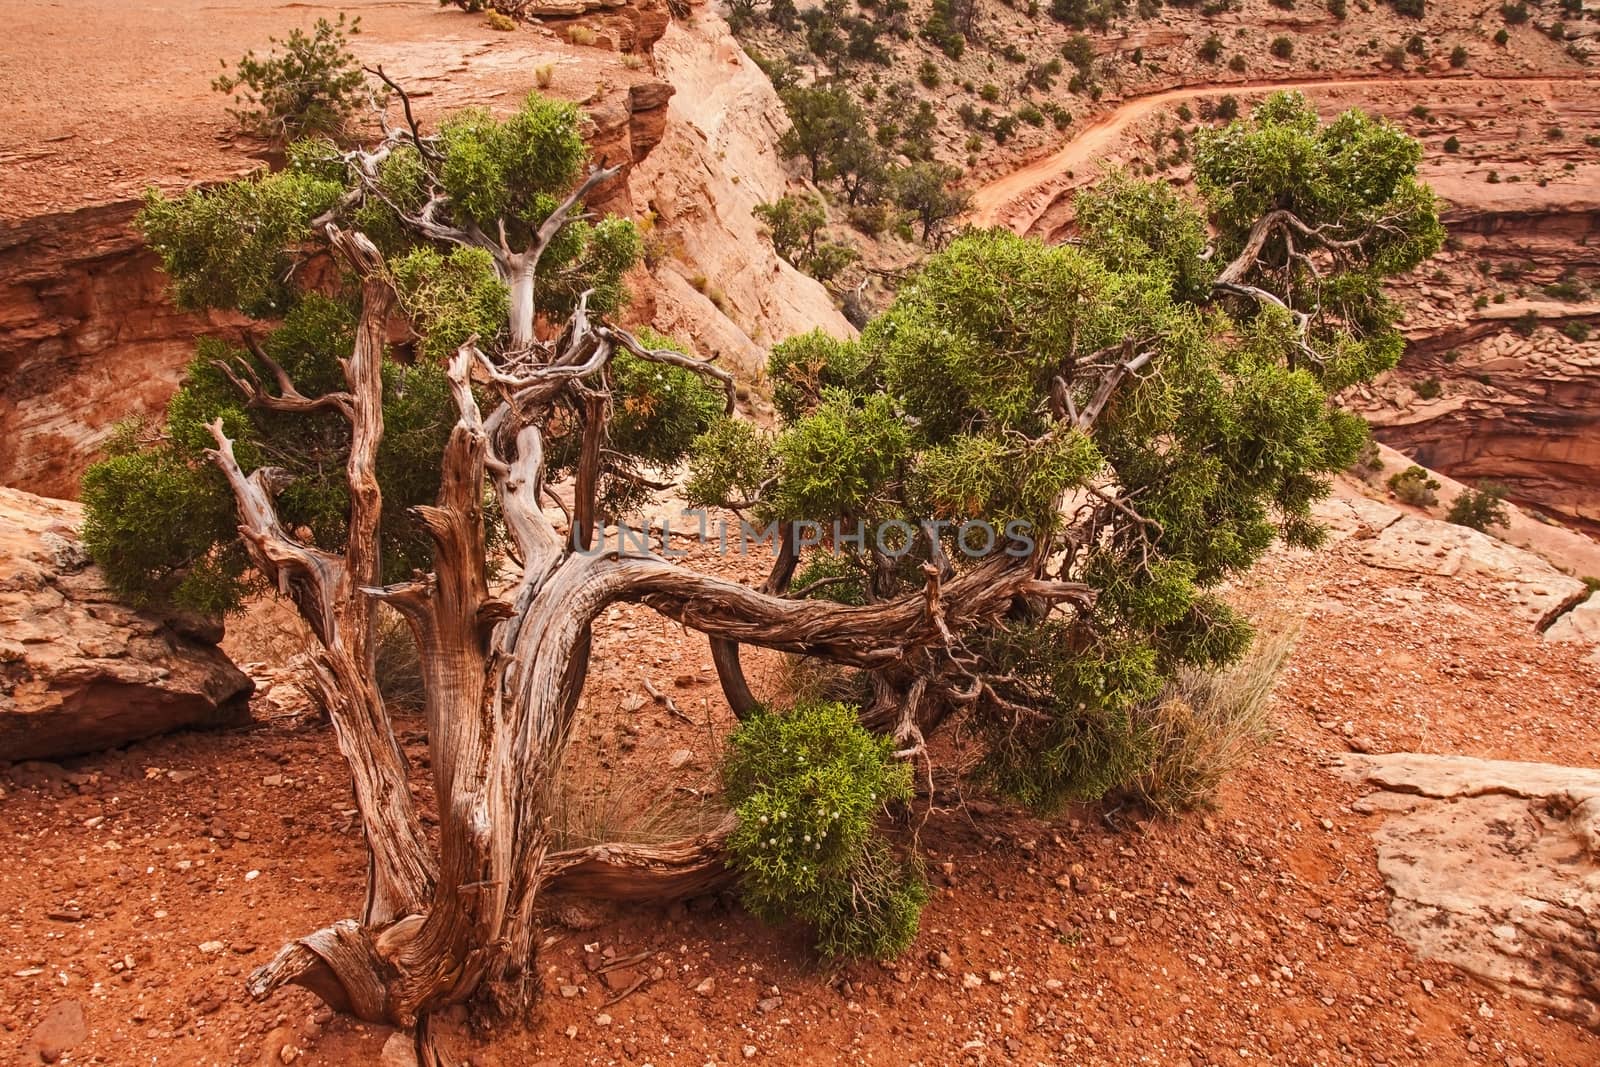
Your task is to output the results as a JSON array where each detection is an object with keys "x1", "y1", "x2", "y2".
[{"x1": 214, "y1": 155, "x2": 1100, "y2": 1040}]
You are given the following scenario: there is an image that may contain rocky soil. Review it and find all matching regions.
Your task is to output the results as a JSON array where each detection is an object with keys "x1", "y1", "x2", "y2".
[{"x1": 2, "y1": 483, "x2": 1599, "y2": 1066}]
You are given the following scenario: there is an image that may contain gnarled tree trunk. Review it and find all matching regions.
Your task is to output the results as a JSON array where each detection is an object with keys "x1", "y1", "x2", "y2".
[{"x1": 208, "y1": 229, "x2": 1095, "y2": 1063}]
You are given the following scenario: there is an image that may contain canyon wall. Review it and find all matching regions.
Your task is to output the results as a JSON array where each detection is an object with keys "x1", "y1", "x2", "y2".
[
  {"x1": 0, "y1": 205, "x2": 244, "y2": 498},
  {"x1": 1357, "y1": 187, "x2": 1600, "y2": 533},
  {"x1": 0, "y1": 71, "x2": 673, "y2": 498},
  {"x1": 629, "y1": 5, "x2": 855, "y2": 395}
]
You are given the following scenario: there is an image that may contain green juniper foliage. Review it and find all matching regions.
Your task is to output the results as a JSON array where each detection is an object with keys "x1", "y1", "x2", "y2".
[
  {"x1": 1445, "y1": 482, "x2": 1511, "y2": 532},
  {"x1": 212, "y1": 14, "x2": 366, "y2": 142},
  {"x1": 84, "y1": 91, "x2": 717, "y2": 616},
  {"x1": 723, "y1": 702, "x2": 924, "y2": 959},
  {"x1": 689, "y1": 93, "x2": 1440, "y2": 816}
]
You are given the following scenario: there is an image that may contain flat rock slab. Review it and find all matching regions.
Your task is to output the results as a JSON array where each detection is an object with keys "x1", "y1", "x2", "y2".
[
  {"x1": 1351, "y1": 516, "x2": 1586, "y2": 629},
  {"x1": 1547, "y1": 591, "x2": 1600, "y2": 662},
  {"x1": 1311, "y1": 493, "x2": 1403, "y2": 544},
  {"x1": 22, "y1": 999, "x2": 87, "y2": 1064},
  {"x1": 1337, "y1": 752, "x2": 1600, "y2": 1031}
]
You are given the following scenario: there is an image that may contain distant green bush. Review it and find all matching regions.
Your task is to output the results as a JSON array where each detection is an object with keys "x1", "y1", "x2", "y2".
[
  {"x1": 1388, "y1": 465, "x2": 1441, "y2": 507},
  {"x1": 1446, "y1": 483, "x2": 1511, "y2": 532},
  {"x1": 212, "y1": 15, "x2": 365, "y2": 141}
]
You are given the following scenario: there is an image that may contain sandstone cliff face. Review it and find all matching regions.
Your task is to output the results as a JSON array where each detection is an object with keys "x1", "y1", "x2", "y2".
[
  {"x1": 1349, "y1": 302, "x2": 1600, "y2": 534},
  {"x1": 0, "y1": 204, "x2": 249, "y2": 499},
  {"x1": 629, "y1": 8, "x2": 855, "y2": 390},
  {"x1": 0, "y1": 487, "x2": 253, "y2": 760}
]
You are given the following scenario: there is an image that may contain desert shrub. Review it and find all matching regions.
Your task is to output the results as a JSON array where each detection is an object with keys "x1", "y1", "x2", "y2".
[
  {"x1": 1350, "y1": 438, "x2": 1385, "y2": 476},
  {"x1": 1500, "y1": 1, "x2": 1528, "y2": 22},
  {"x1": 892, "y1": 161, "x2": 970, "y2": 242},
  {"x1": 1446, "y1": 483, "x2": 1511, "y2": 531},
  {"x1": 1199, "y1": 34, "x2": 1223, "y2": 63},
  {"x1": 754, "y1": 195, "x2": 827, "y2": 263},
  {"x1": 1494, "y1": 28, "x2": 1509, "y2": 45},
  {"x1": 568, "y1": 24, "x2": 598, "y2": 45},
  {"x1": 1443, "y1": 135, "x2": 1460, "y2": 153},
  {"x1": 918, "y1": 59, "x2": 941, "y2": 88},
  {"x1": 1215, "y1": 94, "x2": 1239, "y2": 120},
  {"x1": 534, "y1": 64, "x2": 554, "y2": 88},
  {"x1": 1327, "y1": 0, "x2": 1347, "y2": 16},
  {"x1": 921, "y1": 0, "x2": 967, "y2": 58},
  {"x1": 1387, "y1": 465, "x2": 1441, "y2": 507},
  {"x1": 1562, "y1": 320, "x2": 1591, "y2": 342},
  {"x1": 1018, "y1": 103, "x2": 1047, "y2": 127},
  {"x1": 1129, "y1": 613, "x2": 1301, "y2": 814},
  {"x1": 1390, "y1": 0, "x2": 1423, "y2": 16},
  {"x1": 1410, "y1": 103, "x2": 1430, "y2": 119},
  {"x1": 1545, "y1": 279, "x2": 1584, "y2": 301},
  {"x1": 1384, "y1": 45, "x2": 1408, "y2": 69},
  {"x1": 980, "y1": 82, "x2": 1001, "y2": 103},
  {"x1": 1415, "y1": 376, "x2": 1442, "y2": 399},
  {"x1": 1050, "y1": 0, "x2": 1127, "y2": 29},
  {"x1": 1450, "y1": 44, "x2": 1468, "y2": 67},
  {"x1": 1025, "y1": 58, "x2": 1063, "y2": 92},
  {"x1": 1228, "y1": 55, "x2": 1248, "y2": 72},
  {"x1": 723, "y1": 701, "x2": 925, "y2": 959},
  {"x1": 805, "y1": 241, "x2": 860, "y2": 283},
  {"x1": 777, "y1": 84, "x2": 872, "y2": 185},
  {"x1": 1512, "y1": 310, "x2": 1539, "y2": 336},
  {"x1": 1061, "y1": 34, "x2": 1095, "y2": 81},
  {"x1": 212, "y1": 14, "x2": 365, "y2": 141},
  {"x1": 485, "y1": 10, "x2": 516, "y2": 30},
  {"x1": 1271, "y1": 36, "x2": 1293, "y2": 59}
]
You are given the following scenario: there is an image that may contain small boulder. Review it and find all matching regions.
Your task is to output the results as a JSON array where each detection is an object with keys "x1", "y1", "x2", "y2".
[
  {"x1": 23, "y1": 999, "x2": 86, "y2": 1064},
  {"x1": 0, "y1": 488, "x2": 252, "y2": 760}
]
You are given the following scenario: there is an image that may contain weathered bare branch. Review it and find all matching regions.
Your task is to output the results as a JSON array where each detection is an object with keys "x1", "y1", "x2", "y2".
[
  {"x1": 209, "y1": 325, "x2": 355, "y2": 420},
  {"x1": 364, "y1": 65, "x2": 440, "y2": 162},
  {"x1": 607, "y1": 324, "x2": 738, "y2": 414}
]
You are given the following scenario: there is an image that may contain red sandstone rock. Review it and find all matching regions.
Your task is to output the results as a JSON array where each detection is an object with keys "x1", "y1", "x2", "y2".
[{"x1": 0, "y1": 487, "x2": 253, "y2": 760}]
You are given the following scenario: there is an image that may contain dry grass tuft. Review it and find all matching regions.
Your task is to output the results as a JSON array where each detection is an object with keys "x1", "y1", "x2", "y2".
[
  {"x1": 1131, "y1": 610, "x2": 1304, "y2": 815},
  {"x1": 548, "y1": 770, "x2": 726, "y2": 851},
  {"x1": 373, "y1": 607, "x2": 425, "y2": 715}
]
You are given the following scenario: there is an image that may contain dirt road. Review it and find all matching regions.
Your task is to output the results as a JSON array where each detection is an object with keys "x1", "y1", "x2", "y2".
[{"x1": 967, "y1": 73, "x2": 1600, "y2": 234}]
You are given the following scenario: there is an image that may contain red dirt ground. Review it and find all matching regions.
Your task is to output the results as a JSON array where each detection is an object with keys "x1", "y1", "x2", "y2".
[
  {"x1": 0, "y1": 0, "x2": 618, "y2": 220},
  {"x1": 3, "y1": 525, "x2": 1597, "y2": 1066}
]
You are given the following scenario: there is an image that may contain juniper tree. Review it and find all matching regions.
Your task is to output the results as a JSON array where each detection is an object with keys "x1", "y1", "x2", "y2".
[{"x1": 83, "y1": 89, "x2": 1441, "y2": 1059}]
